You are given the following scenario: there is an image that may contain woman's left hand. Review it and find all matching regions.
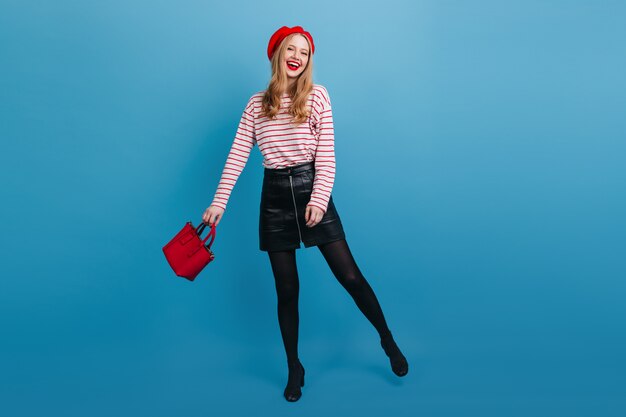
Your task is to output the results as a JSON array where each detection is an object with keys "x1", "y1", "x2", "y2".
[{"x1": 305, "y1": 205, "x2": 324, "y2": 227}]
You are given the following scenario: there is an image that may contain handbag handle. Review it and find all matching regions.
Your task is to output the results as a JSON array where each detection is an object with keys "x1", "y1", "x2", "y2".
[{"x1": 196, "y1": 222, "x2": 216, "y2": 249}]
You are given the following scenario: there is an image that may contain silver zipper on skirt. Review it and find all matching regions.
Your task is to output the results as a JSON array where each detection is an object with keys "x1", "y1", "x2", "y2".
[{"x1": 289, "y1": 175, "x2": 303, "y2": 242}]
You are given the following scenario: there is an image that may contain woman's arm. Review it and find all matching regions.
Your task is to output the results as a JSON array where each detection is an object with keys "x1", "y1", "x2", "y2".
[
  {"x1": 210, "y1": 100, "x2": 257, "y2": 211},
  {"x1": 306, "y1": 85, "x2": 336, "y2": 214}
]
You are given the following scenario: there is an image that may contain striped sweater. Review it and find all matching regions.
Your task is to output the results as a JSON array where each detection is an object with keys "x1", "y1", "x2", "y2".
[{"x1": 210, "y1": 84, "x2": 336, "y2": 213}]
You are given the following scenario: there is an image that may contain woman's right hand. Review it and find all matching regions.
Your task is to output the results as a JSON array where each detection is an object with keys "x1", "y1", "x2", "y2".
[{"x1": 202, "y1": 205, "x2": 224, "y2": 227}]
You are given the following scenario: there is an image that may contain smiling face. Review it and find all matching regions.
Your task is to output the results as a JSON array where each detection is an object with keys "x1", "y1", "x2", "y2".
[{"x1": 283, "y1": 34, "x2": 310, "y2": 80}]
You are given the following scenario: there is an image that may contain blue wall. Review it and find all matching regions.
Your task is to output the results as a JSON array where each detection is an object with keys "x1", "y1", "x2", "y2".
[{"x1": 1, "y1": 1, "x2": 624, "y2": 415}]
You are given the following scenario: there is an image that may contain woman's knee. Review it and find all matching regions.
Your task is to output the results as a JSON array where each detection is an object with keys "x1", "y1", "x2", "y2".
[
  {"x1": 338, "y1": 272, "x2": 366, "y2": 293},
  {"x1": 276, "y1": 282, "x2": 299, "y2": 303}
]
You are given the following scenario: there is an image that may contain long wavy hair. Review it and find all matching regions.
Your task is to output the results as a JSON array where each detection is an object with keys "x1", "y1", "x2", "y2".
[{"x1": 260, "y1": 33, "x2": 314, "y2": 125}]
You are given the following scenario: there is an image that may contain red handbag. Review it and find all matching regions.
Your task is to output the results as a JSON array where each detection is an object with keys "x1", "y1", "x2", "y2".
[{"x1": 162, "y1": 221, "x2": 216, "y2": 281}]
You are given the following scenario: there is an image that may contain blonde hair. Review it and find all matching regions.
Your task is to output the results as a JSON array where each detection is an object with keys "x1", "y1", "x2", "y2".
[{"x1": 260, "y1": 33, "x2": 314, "y2": 125}]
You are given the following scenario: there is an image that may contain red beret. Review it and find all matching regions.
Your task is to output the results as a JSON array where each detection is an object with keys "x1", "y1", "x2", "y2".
[{"x1": 267, "y1": 25, "x2": 315, "y2": 61}]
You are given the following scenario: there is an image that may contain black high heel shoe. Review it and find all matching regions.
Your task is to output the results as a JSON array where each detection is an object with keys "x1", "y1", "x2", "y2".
[
  {"x1": 380, "y1": 332, "x2": 409, "y2": 377},
  {"x1": 284, "y1": 359, "x2": 305, "y2": 402}
]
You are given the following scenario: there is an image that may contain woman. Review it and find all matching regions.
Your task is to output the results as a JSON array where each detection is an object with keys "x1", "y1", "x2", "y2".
[{"x1": 202, "y1": 25, "x2": 408, "y2": 402}]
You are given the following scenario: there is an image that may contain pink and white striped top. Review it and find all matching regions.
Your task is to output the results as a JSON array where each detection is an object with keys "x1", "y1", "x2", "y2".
[{"x1": 210, "y1": 84, "x2": 336, "y2": 213}]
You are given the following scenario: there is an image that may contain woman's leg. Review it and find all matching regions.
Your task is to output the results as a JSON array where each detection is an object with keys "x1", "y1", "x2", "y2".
[
  {"x1": 317, "y1": 238, "x2": 408, "y2": 376},
  {"x1": 267, "y1": 248, "x2": 306, "y2": 401},
  {"x1": 316, "y1": 239, "x2": 391, "y2": 337},
  {"x1": 267, "y1": 249, "x2": 300, "y2": 363}
]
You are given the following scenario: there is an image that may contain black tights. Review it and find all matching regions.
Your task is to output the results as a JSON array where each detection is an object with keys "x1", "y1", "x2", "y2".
[{"x1": 267, "y1": 238, "x2": 392, "y2": 363}]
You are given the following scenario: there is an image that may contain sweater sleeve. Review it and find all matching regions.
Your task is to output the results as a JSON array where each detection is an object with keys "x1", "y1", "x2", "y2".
[
  {"x1": 306, "y1": 86, "x2": 336, "y2": 214},
  {"x1": 210, "y1": 98, "x2": 256, "y2": 211}
]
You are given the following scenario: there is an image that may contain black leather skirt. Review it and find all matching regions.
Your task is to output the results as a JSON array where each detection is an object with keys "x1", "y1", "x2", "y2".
[{"x1": 259, "y1": 161, "x2": 346, "y2": 252}]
